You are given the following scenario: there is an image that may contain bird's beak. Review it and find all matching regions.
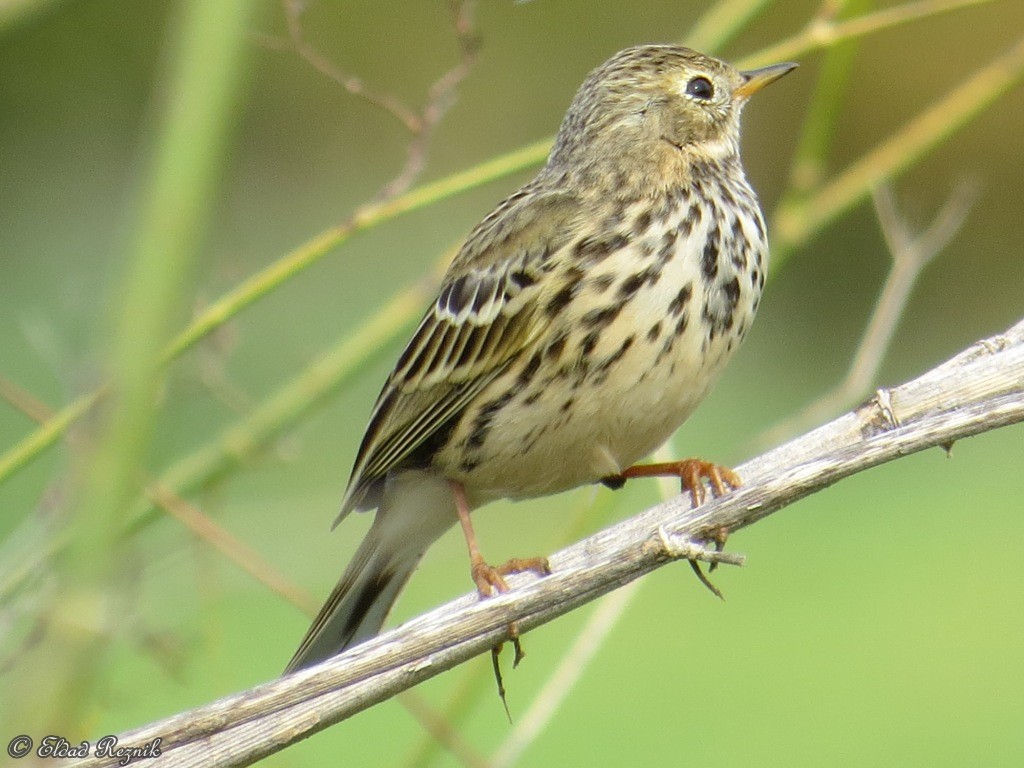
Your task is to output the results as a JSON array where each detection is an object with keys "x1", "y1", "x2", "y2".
[{"x1": 734, "y1": 62, "x2": 798, "y2": 100}]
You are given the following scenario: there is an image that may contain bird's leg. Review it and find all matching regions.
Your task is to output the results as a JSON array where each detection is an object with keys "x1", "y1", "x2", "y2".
[
  {"x1": 451, "y1": 480, "x2": 550, "y2": 710},
  {"x1": 451, "y1": 481, "x2": 551, "y2": 598},
  {"x1": 451, "y1": 481, "x2": 549, "y2": 669},
  {"x1": 602, "y1": 458, "x2": 741, "y2": 506},
  {"x1": 601, "y1": 459, "x2": 740, "y2": 597}
]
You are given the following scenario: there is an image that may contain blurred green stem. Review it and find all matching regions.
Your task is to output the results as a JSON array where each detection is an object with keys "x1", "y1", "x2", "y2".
[
  {"x1": 686, "y1": 0, "x2": 774, "y2": 53},
  {"x1": 40, "y1": 0, "x2": 260, "y2": 734},
  {"x1": 775, "y1": 34, "x2": 1024, "y2": 258},
  {"x1": 749, "y1": 0, "x2": 996, "y2": 66},
  {"x1": 128, "y1": 280, "x2": 433, "y2": 532},
  {"x1": 784, "y1": 0, "x2": 865, "y2": 198}
]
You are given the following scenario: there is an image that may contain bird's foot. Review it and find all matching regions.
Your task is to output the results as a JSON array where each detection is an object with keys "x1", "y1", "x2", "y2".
[
  {"x1": 602, "y1": 461, "x2": 740, "y2": 598},
  {"x1": 603, "y1": 458, "x2": 741, "y2": 506},
  {"x1": 471, "y1": 555, "x2": 552, "y2": 598},
  {"x1": 472, "y1": 555, "x2": 550, "y2": 720}
]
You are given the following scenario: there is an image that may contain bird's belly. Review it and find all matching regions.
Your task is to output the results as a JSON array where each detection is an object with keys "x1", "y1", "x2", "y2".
[{"x1": 486, "y1": 347, "x2": 713, "y2": 498}]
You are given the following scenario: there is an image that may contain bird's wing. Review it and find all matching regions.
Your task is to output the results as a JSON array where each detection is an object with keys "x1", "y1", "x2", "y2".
[{"x1": 336, "y1": 185, "x2": 581, "y2": 521}]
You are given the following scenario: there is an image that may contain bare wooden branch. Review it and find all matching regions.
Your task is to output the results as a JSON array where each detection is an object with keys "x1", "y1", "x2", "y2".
[{"x1": 68, "y1": 318, "x2": 1024, "y2": 767}]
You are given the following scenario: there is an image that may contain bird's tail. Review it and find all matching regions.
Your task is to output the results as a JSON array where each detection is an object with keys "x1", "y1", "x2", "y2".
[{"x1": 285, "y1": 473, "x2": 456, "y2": 674}]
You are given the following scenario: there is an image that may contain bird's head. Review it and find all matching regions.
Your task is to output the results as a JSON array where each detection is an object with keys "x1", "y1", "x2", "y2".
[{"x1": 547, "y1": 45, "x2": 796, "y2": 188}]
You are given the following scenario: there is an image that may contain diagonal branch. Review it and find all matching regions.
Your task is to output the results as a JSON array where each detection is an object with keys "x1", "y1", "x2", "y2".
[{"x1": 68, "y1": 317, "x2": 1024, "y2": 768}]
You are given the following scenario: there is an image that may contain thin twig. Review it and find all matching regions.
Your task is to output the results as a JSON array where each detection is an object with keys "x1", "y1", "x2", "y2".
[
  {"x1": 143, "y1": 485, "x2": 320, "y2": 616},
  {"x1": 271, "y1": 0, "x2": 479, "y2": 202},
  {"x1": 67, "y1": 318, "x2": 1024, "y2": 767},
  {"x1": 274, "y1": 0, "x2": 420, "y2": 131},
  {"x1": 378, "y1": 0, "x2": 480, "y2": 201},
  {"x1": 759, "y1": 183, "x2": 975, "y2": 447},
  {"x1": 0, "y1": 376, "x2": 54, "y2": 422}
]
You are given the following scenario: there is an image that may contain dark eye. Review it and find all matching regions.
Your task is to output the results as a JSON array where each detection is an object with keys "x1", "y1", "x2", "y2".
[{"x1": 685, "y1": 76, "x2": 714, "y2": 100}]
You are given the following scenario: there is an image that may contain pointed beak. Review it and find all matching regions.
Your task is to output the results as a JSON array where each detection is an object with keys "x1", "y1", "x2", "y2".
[{"x1": 734, "y1": 62, "x2": 798, "y2": 100}]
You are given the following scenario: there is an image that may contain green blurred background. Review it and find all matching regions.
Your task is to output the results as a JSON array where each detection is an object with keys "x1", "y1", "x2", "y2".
[{"x1": 2, "y1": 0, "x2": 1024, "y2": 765}]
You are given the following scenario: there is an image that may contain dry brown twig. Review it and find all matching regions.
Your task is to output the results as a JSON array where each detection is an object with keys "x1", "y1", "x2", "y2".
[
  {"x1": 759, "y1": 183, "x2": 976, "y2": 448},
  {"x1": 66, "y1": 316, "x2": 1024, "y2": 768},
  {"x1": 0, "y1": 377, "x2": 321, "y2": 618},
  {"x1": 266, "y1": 0, "x2": 480, "y2": 202}
]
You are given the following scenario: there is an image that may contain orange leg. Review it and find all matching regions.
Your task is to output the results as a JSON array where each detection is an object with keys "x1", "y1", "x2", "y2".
[
  {"x1": 451, "y1": 481, "x2": 551, "y2": 599},
  {"x1": 603, "y1": 458, "x2": 741, "y2": 507},
  {"x1": 452, "y1": 481, "x2": 550, "y2": 677}
]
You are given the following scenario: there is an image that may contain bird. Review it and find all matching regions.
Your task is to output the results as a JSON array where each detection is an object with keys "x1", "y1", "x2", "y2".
[{"x1": 285, "y1": 44, "x2": 796, "y2": 674}]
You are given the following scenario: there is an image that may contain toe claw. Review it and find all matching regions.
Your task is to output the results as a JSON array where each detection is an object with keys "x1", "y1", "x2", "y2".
[{"x1": 613, "y1": 458, "x2": 741, "y2": 507}]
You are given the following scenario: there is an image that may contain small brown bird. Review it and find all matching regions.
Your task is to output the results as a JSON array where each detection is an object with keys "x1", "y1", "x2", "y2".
[{"x1": 286, "y1": 45, "x2": 796, "y2": 673}]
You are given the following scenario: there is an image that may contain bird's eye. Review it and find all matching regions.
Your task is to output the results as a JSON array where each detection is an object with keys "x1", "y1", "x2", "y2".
[{"x1": 685, "y1": 76, "x2": 714, "y2": 100}]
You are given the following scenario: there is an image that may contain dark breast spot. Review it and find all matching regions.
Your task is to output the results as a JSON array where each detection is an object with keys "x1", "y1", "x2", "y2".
[
  {"x1": 545, "y1": 284, "x2": 575, "y2": 316},
  {"x1": 701, "y1": 229, "x2": 720, "y2": 282},
  {"x1": 723, "y1": 276, "x2": 741, "y2": 310},
  {"x1": 732, "y1": 246, "x2": 748, "y2": 270},
  {"x1": 517, "y1": 351, "x2": 544, "y2": 386},
  {"x1": 731, "y1": 215, "x2": 744, "y2": 239},
  {"x1": 590, "y1": 274, "x2": 615, "y2": 293},
  {"x1": 659, "y1": 228, "x2": 678, "y2": 263},
  {"x1": 465, "y1": 389, "x2": 516, "y2": 451},
  {"x1": 617, "y1": 272, "x2": 647, "y2": 300},
  {"x1": 582, "y1": 304, "x2": 624, "y2": 329},
  {"x1": 668, "y1": 283, "x2": 693, "y2": 317},
  {"x1": 634, "y1": 209, "x2": 652, "y2": 234},
  {"x1": 545, "y1": 333, "x2": 568, "y2": 361}
]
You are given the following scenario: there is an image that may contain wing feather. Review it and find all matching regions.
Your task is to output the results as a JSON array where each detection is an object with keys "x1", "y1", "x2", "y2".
[{"x1": 335, "y1": 186, "x2": 581, "y2": 520}]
